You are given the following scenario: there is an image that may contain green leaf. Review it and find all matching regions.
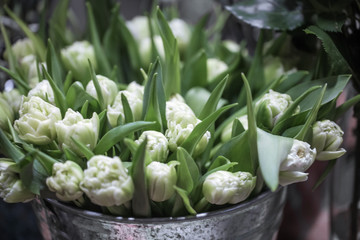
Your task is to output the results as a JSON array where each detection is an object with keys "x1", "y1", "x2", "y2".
[
  {"x1": 94, "y1": 121, "x2": 155, "y2": 154},
  {"x1": 46, "y1": 39, "x2": 64, "y2": 91},
  {"x1": 226, "y1": 0, "x2": 304, "y2": 30},
  {"x1": 181, "y1": 49, "x2": 207, "y2": 93},
  {"x1": 42, "y1": 65, "x2": 67, "y2": 117},
  {"x1": 121, "y1": 94, "x2": 134, "y2": 124},
  {"x1": 131, "y1": 138, "x2": 151, "y2": 217},
  {"x1": 207, "y1": 156, "x2": 230, "y2": 172},
  {"x1": 156, "y1": 7, "x2": 181, "y2": 98},
  {"x1": 286, "y1": 75, "x2": 351, "y2": 111},
  {"x1": 335, "y1": 94, "x2": 360, "y2": 120},
  {"x1": 20, "y1": 159, "x2": 48, "y2": 195},
  {"x1": 64, "y1": 148, "x2": 86, "y2": 169},
  {"x1": 86, "y1": 2, "x2": 112, "y2": 77},
  {"x1": 295, "y1": 85, "x2": 327, "y2": 141},
  {"x1": 70, "y1": 137, "x2": 94, "y2": 160},
  {"x1": 88, "y1": 60, "x2": 105, "y2": 109},
  {"x1": 181, "y1": 103, "x2": 237, "y2": 156},
  {"x1": 80, "y1": 100, "x2": 89, "y2": 118},
  {"x1": 0, "y1": 128, "x2": 25, "y2": 163},
  {"x1": 176, "y1": 148, "x2": 200, "y2": 193},
  {"x1": 257, "y1": 128, "x2": 293, "y2": 191},
  {"x1": 0, "y1": 66, "x2": 30, "y2": 93},
  {"x1": 173, "y1": 186, "x2": 197, "y2": 215},
  {"x1": 49, "y1": 0, "x2": 70, "y2": 48},
  {"x1": 241, "y1": 73, "x2": 258, "y2": 173},
  {"x1": 1, "y1": 23, "x2": 17, "y2": 72},
  {"x1": 315, "y1": 13, "x2": 346, "y2": 33},
  {"x1": 198, "y1": 76, "x2": 229, "y2": 120},
  {"x1": 272, "y1": 85, "x2": 321, "y2": 135},
  {"x1": 142, "y1": 59, "x2": 167, "y2": 132},
  {"x1": 274, "y1": 71, "x2": 310, "y2": 93},
  {"x1": 231, "y1": 118, "x2": 245, "y2": 138},
  {"x1": 63, "y1": 71, "x2": 73, "y2": 94},
  {"x1": 5, "y1": 6, "x2": 46, "y2": 61},
  {"x1": 66, "y1": 81, "x2": 101, "y2": 112},
  {"x1": 213, "y1": 131, "x2": 253, "y2": 173},
  {"x1": 304, "y1": 26, "x2": 349, "y2": 73}
]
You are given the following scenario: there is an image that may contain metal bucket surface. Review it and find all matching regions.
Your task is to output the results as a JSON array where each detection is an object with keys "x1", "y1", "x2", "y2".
[{"x1": 32, "y1": 187, "x2": 287, "y2": 240}]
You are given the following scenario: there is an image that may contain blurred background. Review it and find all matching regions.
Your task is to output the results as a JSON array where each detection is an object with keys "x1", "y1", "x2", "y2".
[{"x1": 0, "y1": 0, "x2": 357, "y2": 239}]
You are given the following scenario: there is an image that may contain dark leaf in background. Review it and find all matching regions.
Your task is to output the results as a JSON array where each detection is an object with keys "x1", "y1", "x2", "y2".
[{"x1": 226, "y1": 0, "x2": 304, "y2": 30}]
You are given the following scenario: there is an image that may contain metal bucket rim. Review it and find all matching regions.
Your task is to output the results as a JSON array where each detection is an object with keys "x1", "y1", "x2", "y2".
[{"x1": 44, "y1": 187, "x2": 285, "y2": 224}]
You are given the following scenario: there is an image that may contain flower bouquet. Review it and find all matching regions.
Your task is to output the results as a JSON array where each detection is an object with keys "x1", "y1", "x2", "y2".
[{"x1": 0, "y1": 1, "x2": 358, "y2": 239}]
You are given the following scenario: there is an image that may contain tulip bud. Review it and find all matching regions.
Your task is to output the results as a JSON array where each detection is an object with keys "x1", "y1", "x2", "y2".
[
  {"x1": 61, "y1": 41, "x2": 96, "y2": 82},
  {"x1": 279, "y1": 140, "x2": 316, "y2": 186},
  {"x1": 107, "y1": 82, "x2": 144, "y2": 127},
  {"x1": 1, "y1": 89, "x2": 22, "y2": 113},
  {"x1": 0, "y1": 160, "x2": 34, "y2": 203},
  {"x1": 223, "y1": 40, "x2": 241, "y2": 53},
  {"x1": 207, "y1": 58, "x2": 228, "y2": 83},
  {"x1": 80, "y1": 155, "x2": 134, "y2": 207},
  {"x1": 0, "y1": 98, "x2": 14, "y2": 131},
  {"x1": 146, "y1": 161, "x2": 177, "y2": 202},
  {"x1": 165, "y1": 95, "x2": 211, "y2": 156},
  {"x1": 27, "y1": 80, "x2": 55, "y2": 105},
  {"x1": 46, "y1": 161, "x2": 84, "y2": 201},
  {"x1": 14, "y1": 96, "x2": 61, "y2": 145},
  {"x1": 55, "y1": 109, "x2": 99, "y2": 156},
  {"x1": 203, "y1": 170, "x2": 256, "y2": 205},
  {"x1": 221, "y1": 115, "x2": 248, "y2": 142},
  {"x1": 126, "y1": 16, "x2": 151, "y2": 42},
  {"x1": 139, "y1": 35, "x2": 165, "y2": 67},
  {"x1": 169, "y1": 18, "x2": 191, "y2": 52},
  {"x1": 20, "y1": 54, "x2": 44, "y2": 88},
  {"x1": 255, "y1": 90, "x2": 299, "y2": 130},
  {"x1": 136, "y1": 131, "x2": 169, "y2": 162},
  {"x1": 86, "y1": 75, "x2": 118, "y2": 107},
  {"x1": 4, "y1": 38, "x2": 35, "y2": 62},
  {"x1": 312, "y1": 120, "x2": 346, "y2": 160}
]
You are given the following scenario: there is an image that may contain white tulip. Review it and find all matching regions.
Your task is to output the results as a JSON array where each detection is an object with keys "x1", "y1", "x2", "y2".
[{"x1": 14, "y1": 96, "x2": 61, "y2": 145}]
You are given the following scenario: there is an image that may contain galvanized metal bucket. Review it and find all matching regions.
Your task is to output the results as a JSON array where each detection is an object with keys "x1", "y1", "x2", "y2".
[{"x1": 32, "y1": 187, "x2": 287, "y2": 240}]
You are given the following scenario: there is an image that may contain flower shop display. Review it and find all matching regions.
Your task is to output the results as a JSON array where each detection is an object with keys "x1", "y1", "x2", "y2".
[{"x1": 0, "y1": 1, "x2": 359, "y2": 239}]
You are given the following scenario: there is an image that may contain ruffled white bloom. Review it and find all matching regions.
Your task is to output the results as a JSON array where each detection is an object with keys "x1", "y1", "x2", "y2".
[
  {"x1": 61, "y1": 41, "x2": 96, "y2": 81},
  {"x1": 0, "y1": 98, "x2": 14, "y2": 131},
  {"x1": 46, "y1": 161, "x2": 84, "y2": 201},
  {"x1": 139, "y1": 35, "x2": 165, "y2": 66},
  {"x1": 169, "y1": 18, "x2": 191, "y2": 52},
  {"x1": 207, "y1": 58, "x2": 228, "y2": 83},
  {"x1": 279, "y1": 140, "x2": 316, "y2": 186},
  {"x1": 1, "y1": 89, "x2": 22, "y2": 113},
  {"x1": 86, "y1": 75, "x2": 118, "y2": 107},
  {"x1": 221, "y1": 115, "x2": 248, "y2": 142},
  {"x1": 4, "y1": 38, "x2": 35, "y2": 62},
  {"x1": 27, "y1": 80, "x2": 55, "y2": 105},
  {"x1": 203, "y1": 170, "x2": 256, "y2": 205},
  {"x1": 14, "y1": 96, "x2": 61, "y2": 145},
  {"x1": 255, "y1": 90, "x2": 299, "y2": 130},
  {"x1": 107, "y1": 82, "x2": 144, "y2": 127},
  {"x1": 80, "y1": 155, "x2": 134, "y2": 207},
  {"x1": 312, "y1": 120, "x2": 346, "y2": 160},
  {"x1": 55, "y1": 109, "x2": 99, "y2": 156},
  {"x1": 126, "y1": 16, "x2": 151, "y2": 42},
  {"x1": 165, "y1": 95, "x2": 211, "y2": 156},
  {"x1": 0, "y1": 160, "x2": 34, "y2": 203},
  {"x1": 136, "y1": 131, "x2": 169, "y2": 162},
  {"x1": 146, "y1": 161, "x2": 177, "y2": 202}
]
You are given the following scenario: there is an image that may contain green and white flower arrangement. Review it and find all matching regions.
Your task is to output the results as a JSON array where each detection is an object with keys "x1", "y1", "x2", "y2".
[{"x1": 0, "y1": 1, "x2": 358, "y2": 218}]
